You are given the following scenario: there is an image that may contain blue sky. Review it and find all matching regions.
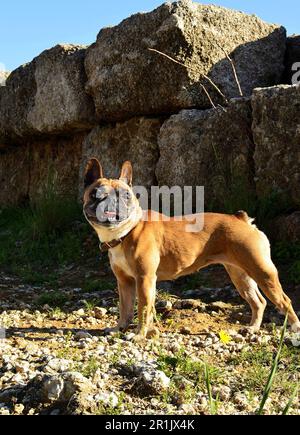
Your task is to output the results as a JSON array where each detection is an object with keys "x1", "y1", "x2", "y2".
[{"x1": 1, "y1": 0, "x2": 299, "y2": 71}]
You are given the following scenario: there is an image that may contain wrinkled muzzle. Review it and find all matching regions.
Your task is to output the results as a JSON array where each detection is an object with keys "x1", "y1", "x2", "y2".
[{"x1": 85, "y1": 189, "x2": 134, "y2": 226}]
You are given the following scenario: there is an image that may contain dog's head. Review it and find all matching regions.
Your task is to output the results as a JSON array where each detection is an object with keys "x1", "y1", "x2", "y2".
[{"x1": 83, "y1": 158, "x2": 140, "y2": 230}]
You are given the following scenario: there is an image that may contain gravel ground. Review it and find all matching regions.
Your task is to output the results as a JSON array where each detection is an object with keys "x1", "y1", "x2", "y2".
[{"x1": 0, "y1": 271, "x2": 299, "y2": 416}]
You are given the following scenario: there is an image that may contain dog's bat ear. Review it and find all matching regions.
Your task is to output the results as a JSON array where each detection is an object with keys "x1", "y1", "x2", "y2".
[
  {"x1": 84, "y1": 158, "x2": 104, "y2": 188},
  {"x1": 120, "y1": 161, "x2": 133, "y2": 187}
]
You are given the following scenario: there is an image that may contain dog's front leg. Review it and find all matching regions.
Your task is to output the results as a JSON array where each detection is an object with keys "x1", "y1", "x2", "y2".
[
  {"x1": 117, "y1": 276, "x2": 136, "y2": 331},
  {"x1": 134, "y1": 275, "x2": 157, "y2": 342},
  {"x1": 105, "y1": 265, "x2": 136, "y2": 335}
]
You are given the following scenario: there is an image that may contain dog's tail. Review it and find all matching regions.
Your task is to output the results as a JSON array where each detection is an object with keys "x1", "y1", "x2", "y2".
[{"x1": 235, "y1": 210, "x2": 256, "y2": 226}]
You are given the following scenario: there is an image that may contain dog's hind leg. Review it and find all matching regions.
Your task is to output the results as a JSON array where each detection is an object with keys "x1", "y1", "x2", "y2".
[
  {"x1": 250, "y1": 265, "x2": 300, "y2": 333},
  {"x1": 229, "y1": 230, "x2": 300, "y2": 332},
  {"x1": 225, "y1": 265, "x2": 267, "y2": 332}
]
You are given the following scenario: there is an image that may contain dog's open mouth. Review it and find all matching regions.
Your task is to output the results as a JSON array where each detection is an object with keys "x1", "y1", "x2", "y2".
[
  {"x1": 99, "y1": 211, "x2": 122, "y2": 225},
  {"x1": 85, "y1": 208, "x2": 126, "y2": 226},
  {"x1": 103, "y1": 211, "x2": 117, "y2": 219}
]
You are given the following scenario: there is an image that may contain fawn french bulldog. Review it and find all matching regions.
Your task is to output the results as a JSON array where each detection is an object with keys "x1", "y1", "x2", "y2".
[{"x1": 83, "y1": 158, "x2": 300, "y2": 342}]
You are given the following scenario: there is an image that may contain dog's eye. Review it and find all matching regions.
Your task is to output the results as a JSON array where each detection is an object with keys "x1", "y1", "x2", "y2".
[{"x1": 91, "y1": 190, "x2": 97, "y2": 200}]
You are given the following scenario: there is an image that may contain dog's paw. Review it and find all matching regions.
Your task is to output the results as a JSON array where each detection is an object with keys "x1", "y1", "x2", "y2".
[
  {"x1": 291, "y1": 322, "x2": 300, "y2": 333},
  {"x1": 247, "y1": 325, "x2": 261, "y2": 334},
  {"x1": 132, "y1": 333, "x2": 147, "y2": 344},
  {"x1": 147, "y1": 326, "x2": 160, "y2": 340},
  {"x1": 102, "y1": 327, "x2": 120, "y2": 336}
]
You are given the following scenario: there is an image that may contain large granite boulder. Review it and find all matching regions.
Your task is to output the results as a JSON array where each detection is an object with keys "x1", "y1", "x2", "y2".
[
  {"x1": 156, "y1": 98, "x2": 255, "y2": 210},
  {"x1": 27, "y1": 45, "x2": 96, "y2": 134},
  {"x1": 85, "y1": 0, "x2": 286, "y2": 122},
  {"x1": 252, "y1": 85, "x2": 300, "y2": 207},
  {"x1": 283, "y1": 35, "x2": 300, "y2": 84},
  {"x1": 0, "y1": 62, "x2": 37, "y2": 141},
  {"x1": 80, "y1": 117, "x2": 162, "y2": 197},
  {"x1": 0, "y1": 45, "x2": 95, "y2": 141}
]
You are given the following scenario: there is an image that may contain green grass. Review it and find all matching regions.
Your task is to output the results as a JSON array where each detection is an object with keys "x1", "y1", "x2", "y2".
[
  {"x1": 83, "y1": 299, "x2": 101, "y2": 312},
  {"x1": 229, "y1": 345, "x2": 274, "y2": 367},
  {"x1": 273, "y1": 242, "x2": 300, "y2": 284},
  {"x1": 77, "y1": 356, "x2": 101, "y2": 378},
  {"x1": 228, "y1": 317, "x2": 299, "y2": 414},
  {"x1": 204, "y1": 363, "x2": 219, "y2": 415},
  {"x1": 208, "y1": 173, "x2": 296, "y2": 239},
  {"x1": 83, "y1": 279, "x2": 115, "y2": 293},
  {"x1": 218, "y1": 175, "x2": 257, "y2": 218},
  {"x1": 157, "y1": 348, "x2": 223, "y2": 409},
  {"x1": 56, "y1": 331, "x2": 80, "y2": 360},
  {"x1": 289, "y1": 261, "x2": 300, "y2": 284},
  {"x1": 94, "y1": 393, "x2": 128, "y2": 415},
  {"x1": 157, "y1": 349, "x2": 223, "y2": 386},
  {"x1": 282, "y1": 386, "x2": 299, "y2": 416},
  {"x1": 0, "y1": 190, "x2": 96, "y2": 285},
  {"x1": 255, "y1": 192, "x2": 294, "y2": 232},
  {"x1": 36, "y1": 291, "x2": 69, "y2": 308},
  {"x1": 273, "y1": 242, "x2": 300, "y2": 262},
  {"x1": 179, "y1": 272, "x2": 213, "y2": 292},
  {"x1": 257, "y1": 315, "x2": 289, "y2": 415}
]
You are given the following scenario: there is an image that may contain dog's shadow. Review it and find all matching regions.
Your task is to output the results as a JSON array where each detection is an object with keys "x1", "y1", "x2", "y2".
[{"x1": 3, "y1": 326, "x2": 109, "y2": 342}]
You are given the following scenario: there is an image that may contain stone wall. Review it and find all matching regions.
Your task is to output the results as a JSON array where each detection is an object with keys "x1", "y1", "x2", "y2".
[
  {"x1": 0, "y1": 0, "x2": 300, "y2": 241},
  {"x1": 0, "y1": 133, "x2": 85, "y2": 205},
  {"x1": 156, "y1": 98, "x2": 255, "y2": 209}
]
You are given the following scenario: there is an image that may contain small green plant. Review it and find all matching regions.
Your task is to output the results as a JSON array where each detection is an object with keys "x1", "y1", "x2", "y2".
[
  {"x1": 282, "y1": 386, "x2": 298, "y2": 416},
  {"x1": 108, "y1": 343, "x2": 123, "y2": 365},
  {"x1": 78, "y1": 356, "x2": 100, "y2": 378},
  {"x1": 56, "y1": 331, "x2": 77, "y2": 359},
  {"x1": 257, "y1": 314, "x2": 289, "y2": 415},
  {"x1": 83, "y1": 299, "x2": 101, "y2": 312},
  {"x1": 158, "y1": 348, "x2": 223, "y2": 412},
  {"x1": 229, "y1": 345, "x2": 273, "y2": 367},
  {"x1": 50, "y1": 307, "x2": 65, "y2": 318},
  {"x1": 242, "y1": 366, "x2": 271, "y2": 392},
  {"x1": 161, "y1": 381, "x2": 197, "y2": 407},
  {"x1": 95, "y1": 393, "x2": 128, "y2": 415},
  {"x1": 204, "y1": 363, "x2": 219, "y2": 415},
  {"x1": 36, "y1": 291, "x2": 69, "y2": 308}
]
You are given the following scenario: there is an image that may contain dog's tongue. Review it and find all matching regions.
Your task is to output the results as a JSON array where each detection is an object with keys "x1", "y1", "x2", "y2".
[{"x1": 104, "y1": 211, "x2": 117, "y2": 218}]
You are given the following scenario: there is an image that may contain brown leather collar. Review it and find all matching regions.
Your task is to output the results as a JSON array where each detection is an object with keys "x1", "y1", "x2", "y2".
[
  {"x1": 100, "y1": 228, "x2": 134, "y2": 253},
  {"x1": 100, "y1": 238, "x2": 124, "y2": 252}
]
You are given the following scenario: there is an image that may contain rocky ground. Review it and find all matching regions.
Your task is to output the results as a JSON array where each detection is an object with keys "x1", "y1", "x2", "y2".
[{"x1": 0, "y1": 266, "x2": 299, "y2": 416}]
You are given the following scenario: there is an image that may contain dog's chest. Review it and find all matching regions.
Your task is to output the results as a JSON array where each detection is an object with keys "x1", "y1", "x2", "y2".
[{"x1": 109, "y1": 245, "x2": 134, "y2": 277}]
